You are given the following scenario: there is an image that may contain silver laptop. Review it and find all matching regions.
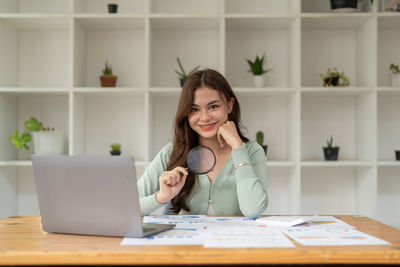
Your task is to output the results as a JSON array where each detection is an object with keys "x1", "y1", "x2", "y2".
[{"x1": 32, "y1": 155, "x2": 174, "y2": 237}]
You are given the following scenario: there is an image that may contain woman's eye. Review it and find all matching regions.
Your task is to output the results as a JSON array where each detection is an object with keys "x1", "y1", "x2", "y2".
[
  {"x1": 210, "y1": 105, "x2": 219, "y2": 110},
  {"x1": 191, "y1": 107, "x2": 199, "y2": 112}
]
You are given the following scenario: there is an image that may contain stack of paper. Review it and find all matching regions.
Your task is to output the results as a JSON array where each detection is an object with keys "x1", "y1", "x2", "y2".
[{"x1": 121, "y1": 215, "x2": 391, "y2": 248}]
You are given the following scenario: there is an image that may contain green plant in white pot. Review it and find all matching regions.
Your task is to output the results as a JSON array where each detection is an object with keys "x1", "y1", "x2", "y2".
[
  {"x1": 8, "y1": 117, "x2": 64, "y2": 155},
  {"x1": 247, "y1": 54, "x2": 272, "y2": 88},
  {"x1": 390, "y1": 63, "x2": 400, "y2": 87}
]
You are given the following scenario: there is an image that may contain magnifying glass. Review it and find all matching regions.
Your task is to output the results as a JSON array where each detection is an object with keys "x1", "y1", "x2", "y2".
[{"x1": 186, "y1": 146, "x2": 216, "y2": 175}]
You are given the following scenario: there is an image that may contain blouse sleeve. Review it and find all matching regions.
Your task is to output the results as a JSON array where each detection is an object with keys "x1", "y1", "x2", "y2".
[
  {"x1": 231, "y1": 142, "x2": 268, "y2": 218},
  {"x1": 137, "y1": 143, "x2": 172, "y2": 215}
]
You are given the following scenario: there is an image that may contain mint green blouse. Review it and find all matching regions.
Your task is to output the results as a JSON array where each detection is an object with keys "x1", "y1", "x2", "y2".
[{"x1": 137, "y1": 142, "x2": 268, "y2": 218}]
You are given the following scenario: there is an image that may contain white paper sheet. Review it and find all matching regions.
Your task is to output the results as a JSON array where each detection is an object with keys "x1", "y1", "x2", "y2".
[
  {"x1": 283, "y1": 227, "x2": 391, "y2": 246},
  {"x1": 199, "y1": 226, "x2": 295, "y2": 248},
  {"x1": 121, "y1": 227, "x2": 202, "y2": 246}
]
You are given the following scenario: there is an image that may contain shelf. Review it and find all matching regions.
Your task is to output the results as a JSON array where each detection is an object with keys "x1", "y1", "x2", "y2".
[
  {"x1": 0, "y1": 160, "x2": 146, "y2": 167},
  {"x1": 301, "y1": 87, "x2": 375, "y2": 95},
  {"x1": 378, "y1": 161, "x2": 400, "y2": 167},
  {"x1": 0, "y1": 16, "x2": 70, "y2": 29},
  {"x1": 301, "y1": 161, "x2": 373, "y2": 167},
  {"x1": 72, "y1": 87, "x2": 145, "y2": 96},
  {"x1": 0, "y1": 161, "x2": 32, "y2": 167},
  {"x1": 266, "y1": 161, "x2": 297, "y2": 167},
  {"x1": 0, "y1": 88, "x2": 70, "y2": 94}
]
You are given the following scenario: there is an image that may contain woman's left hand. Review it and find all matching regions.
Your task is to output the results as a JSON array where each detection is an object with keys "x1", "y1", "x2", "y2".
[{"x1": 217, "y1": 121, "x2": 243, "y2": 150}]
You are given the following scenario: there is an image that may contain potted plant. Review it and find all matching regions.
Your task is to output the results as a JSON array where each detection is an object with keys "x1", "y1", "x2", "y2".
[
  {"x1": 390, "y1": 63, "x2": 400, "y2": 87},
  {"x1": 108, "y1": 3, "x2": 118, "y2": 13},
  {"x1": 110, "y1": 143, "x2": 121, "y2": 156},
  {"x1": 100, "y1": 61, "x2": 118, "y2": 87},
  {"x1": 320, "y1": 68, "x2": 350, "y2": 87},
  {"x1": 174, "y1": 57, "x2": 200, "y2": 87},
  {"x1": 323, "y1": 136, "x2": 340, "y2": 161},
  {"x1": 256, "y1": 131, "x2": 268, "y2": 156},
  {"x1": 247, "y1": 54, "x2": 272, "y2": 88},
  {"x1": 330, "y1": 0, "x2": 358, "y2": 12},
  {"x1": 8, "y1": 117, "x2": 64, "y2": 155}
]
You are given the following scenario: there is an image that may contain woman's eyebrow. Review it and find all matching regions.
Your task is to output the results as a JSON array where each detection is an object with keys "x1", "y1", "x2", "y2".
[{"x1": 191, "y1": 100, "x2": 221, "y2": 107}]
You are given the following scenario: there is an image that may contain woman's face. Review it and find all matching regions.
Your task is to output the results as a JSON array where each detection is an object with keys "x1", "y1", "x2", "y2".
[{"x1": 188, "y1": 86, "x2": 233, "y2": 139}]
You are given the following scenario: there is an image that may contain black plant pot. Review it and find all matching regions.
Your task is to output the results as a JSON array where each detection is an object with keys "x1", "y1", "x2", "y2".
[
  {"x1": 110, "y1": 150, "x2": 121, "y2": 156},
  {"x1": 324, "y1": 76, "x2": 339, "y2": 86},
  {"x1": 323, "y1": 147, "x2": 340, "y2": 161},
  {"x1": 330, "y1": 0, "x2": 358, "y2": 12},
  {"x1": 180, "y1": 78, "x2": 186, "y2": 87},
  {"x1": 262, "y1": 145, "x2": 268, "y2": 157},
  {"x1": 108, "y1": 4, "x2": 118, "y2": 14},
  {"x1": 396, "y1": 150, "x2": 400, "y2": 161}
]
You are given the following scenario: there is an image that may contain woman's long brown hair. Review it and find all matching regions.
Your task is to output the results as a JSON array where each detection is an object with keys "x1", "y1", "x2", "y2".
[{"x1": 168, "y1": 69, "x2": 249, "y2": 213}]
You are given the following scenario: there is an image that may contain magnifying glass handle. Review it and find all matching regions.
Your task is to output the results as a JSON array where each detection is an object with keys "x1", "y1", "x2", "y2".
[{"x1": 180, "y1": 167, "x2": 189, "y2": 177}]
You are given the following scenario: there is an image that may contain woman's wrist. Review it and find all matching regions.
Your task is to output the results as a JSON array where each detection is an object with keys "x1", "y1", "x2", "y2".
[
  {"x1": 231, "y1": 140, "x2": 244, "y2": 150},
  {"x1": 155, "y1": 192, "x2": 169, "y2": 204}
]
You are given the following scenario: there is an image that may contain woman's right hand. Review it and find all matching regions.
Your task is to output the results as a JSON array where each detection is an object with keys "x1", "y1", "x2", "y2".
[{"x1": 155, "y1": 167, "x2": 188, "y2": 204}]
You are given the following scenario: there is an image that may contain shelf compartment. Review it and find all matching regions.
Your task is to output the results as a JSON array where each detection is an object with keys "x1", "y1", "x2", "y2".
[
  {"x1": 378, "y1": 166, "x2": 400, "y2": 229},
  {"x1": 378, "y1": 91, "x2": 400, "y2": 161},
  {"x1": 225, "y1": 16, "x2": 299, "y2": 88},
  {"x1": 301, "y1": 166, "x2": 376, "y2": 216},
  {"x1": 73, "y1": 17, "x2": 145, "y2": 88},
  {"x1": 225, "y1": 0, "x2": 298, "y2": 15},
  {"x1": 301, "y1": 15, "x2": 376, "y2": 87},
  {"x1": 73, "y1": 0, "x2": 145, "y2": 15},
  {"x1": 0, "y1": 92, "x2": 69, "y2": 161},
  {"x1": 378, "y1": 15, "x2": 400, "y2": 87},
  {"x1": 150, "y1": 0, "x2": 220, "y2": 15},
  {"x1": 150, "y1": 17, "x2": 221, "y2": 87},
  {"x1": 149, "y1": 91, "x2": 179, "y2": 159},
  {"x1": 0, "y1": 0, "x2": 70, "y2": 14},
  {"x1": 301, "y1": 0, "x2": 374, "y2": 13},
  {"x1": 236, "y1": 91, "x2": 299, "y2": 162},
  {"x1": 264, "y1": 167, "x2": 300, "y2": 215},
  {"x1": 0, "y1": 17, "x2": 70, "y2": 87},
  {"x1": 301, "y1": 91, "x2": 376, "y2": 161},
  {"x1": 71, "y1": 92, "x2": 146, "y2": 162}
]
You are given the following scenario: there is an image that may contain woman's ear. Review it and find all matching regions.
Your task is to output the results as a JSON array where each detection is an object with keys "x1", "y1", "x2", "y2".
[{"x1": 228, "y1": 97, "x2": 234, "y2": 113}]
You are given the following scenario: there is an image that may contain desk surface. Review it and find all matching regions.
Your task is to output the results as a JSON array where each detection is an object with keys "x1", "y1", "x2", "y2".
[{"x1": 0, "y1": 215, "x2": 399, "y2": 265}]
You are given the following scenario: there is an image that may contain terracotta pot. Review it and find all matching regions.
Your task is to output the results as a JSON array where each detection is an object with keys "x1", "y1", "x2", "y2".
[{"x1": 100, "y1": 75, "x2": 117, "y2": 87}]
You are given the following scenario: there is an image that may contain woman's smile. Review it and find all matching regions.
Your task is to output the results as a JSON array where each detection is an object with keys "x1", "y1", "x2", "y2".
[{"x1": 199, "y1": 123, "x2": 217, "y2": 131}]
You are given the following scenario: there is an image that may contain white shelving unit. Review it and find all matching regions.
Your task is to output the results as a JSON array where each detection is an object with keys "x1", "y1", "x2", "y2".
[{"x1": 0, "y1": 0, "x2": 399, "y2": 229}]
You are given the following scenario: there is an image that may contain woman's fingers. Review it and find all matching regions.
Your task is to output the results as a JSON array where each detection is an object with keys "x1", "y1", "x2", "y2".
[{"x1": 161, "y1": 167, "x2": 188, "y2": 186}]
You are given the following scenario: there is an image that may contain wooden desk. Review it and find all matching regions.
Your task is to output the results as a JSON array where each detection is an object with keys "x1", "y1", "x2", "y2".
[{"x1": 0, "y1": 215, "x2": 399, "y2": 265}]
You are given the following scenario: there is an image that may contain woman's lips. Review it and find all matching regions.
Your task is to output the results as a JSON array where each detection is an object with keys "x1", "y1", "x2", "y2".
[{"x1": 199, "y1": 123, "x2": 216, "y2": 131}]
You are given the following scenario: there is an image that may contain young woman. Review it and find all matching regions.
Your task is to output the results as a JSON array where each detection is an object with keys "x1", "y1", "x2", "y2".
[{"x1": 138, "y1": 69, "x2": 268, "y2": 218}]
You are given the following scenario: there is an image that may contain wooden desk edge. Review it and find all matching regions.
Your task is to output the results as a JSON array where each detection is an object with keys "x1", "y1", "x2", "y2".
[{"x1": 0, "y1": 215, "x2": 399, "y2": 265}]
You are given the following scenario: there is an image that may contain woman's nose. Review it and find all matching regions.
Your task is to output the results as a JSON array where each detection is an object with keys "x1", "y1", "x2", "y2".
[{"x1": 200, "y1": 109, "x2": 210, "y2": 121}]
